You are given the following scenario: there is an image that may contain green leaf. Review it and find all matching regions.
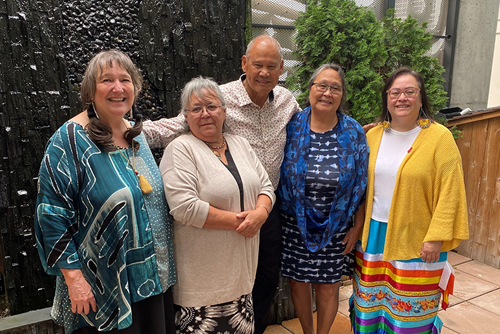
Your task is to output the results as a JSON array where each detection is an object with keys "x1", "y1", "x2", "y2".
[{"x1": 288, "y1": 1, "x2": 449, "y2": 126}]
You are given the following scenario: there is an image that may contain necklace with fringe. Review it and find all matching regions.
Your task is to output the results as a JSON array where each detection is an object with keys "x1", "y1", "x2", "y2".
[{"x1": 114, "y1": 144, "x2": 153, "y2": 194}]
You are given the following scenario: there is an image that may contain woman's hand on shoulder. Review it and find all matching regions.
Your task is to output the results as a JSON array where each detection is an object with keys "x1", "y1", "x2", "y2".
[
  {"x1": 362, "y1": 122, "x2": 377, "y2": 133},
  {"x1": 235, "y1": 207, "x2": 268, "y2": 238},
  {"x1": 420, "y1": 241, "x2": 443, "y2": 263},
  {"x1": 61, "y1": 268, "x2": 97, "y2": 314}
]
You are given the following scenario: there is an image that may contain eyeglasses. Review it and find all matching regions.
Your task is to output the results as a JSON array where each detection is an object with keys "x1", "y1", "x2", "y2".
[
  {"x1": 185, "y1": 105, "x2": 221, "y2": 114},
  {"x1": 312, "y1": 83, "x2": 343, "y2": 95},
  {"x1": 386, "y1": 87, "x2": 420, "y2": 99}
]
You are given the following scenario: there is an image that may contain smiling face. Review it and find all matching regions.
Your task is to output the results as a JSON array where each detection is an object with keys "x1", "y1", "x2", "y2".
[
  {"x1": 93, "y1": 60, "x2": 135, "y2": 121},
  {"x1": 241, "y1": 37, "x2": 283, "y2": 104},
  {"x1": 387, "y1": 74, "x2": 422, "y2": 127},
  {"x1": 309, "y1": 69, "x2": 343, "y2": 115},
  {"x1": 184, "y1": 89, "x2": 226, "y2": 143}
]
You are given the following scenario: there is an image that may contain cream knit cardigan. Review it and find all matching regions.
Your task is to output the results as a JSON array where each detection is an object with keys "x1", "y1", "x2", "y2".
[{"x1": 160, "y1": 133, "x2": 275, "y2": 307}]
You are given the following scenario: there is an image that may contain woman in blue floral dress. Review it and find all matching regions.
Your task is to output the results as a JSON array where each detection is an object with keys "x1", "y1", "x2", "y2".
[{"x1": 279, "y1": 63, "x2": 368, "y2": 334}]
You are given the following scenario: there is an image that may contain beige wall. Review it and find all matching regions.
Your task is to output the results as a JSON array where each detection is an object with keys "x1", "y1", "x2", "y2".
[
  {"x1": 488, "y1": 5, "x2": 500, "y2": 107},
  {"x1": 450, "y1": 1, "x2": 500, "y2": 110}
]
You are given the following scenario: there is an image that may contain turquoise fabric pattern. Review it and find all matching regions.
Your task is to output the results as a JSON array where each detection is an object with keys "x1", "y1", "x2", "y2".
[
  {"x1": 35, "y1": 121, "x2": 176, "y2": 333},
  {"x1": 279, "y1": 107, "x2": 368, "y2": 252}
]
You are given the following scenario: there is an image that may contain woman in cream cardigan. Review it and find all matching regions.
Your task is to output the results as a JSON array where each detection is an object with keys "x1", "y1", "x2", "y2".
[
  {"x1": 350, "y1": 67, "x2": 469, "y2": 334},
  {"x1": 160, "y1": 76, "x2": 275, "y2": 334}
]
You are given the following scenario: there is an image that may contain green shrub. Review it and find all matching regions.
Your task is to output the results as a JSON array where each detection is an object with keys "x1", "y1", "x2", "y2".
[{"x1": 287, "y1": 0, "x2": 448, "y2": 125}]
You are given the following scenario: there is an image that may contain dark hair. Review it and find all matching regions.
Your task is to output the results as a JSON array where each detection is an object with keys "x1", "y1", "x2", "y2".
[
  {"x1": 379, "y1": 66, "x2": 434, "y2": 123},
  {"x1": 80, "y1": 50, "x2": 143, "y2": 151},
  {"x1": 306, "y1": 63, "x2": 348, "y2": 114}
]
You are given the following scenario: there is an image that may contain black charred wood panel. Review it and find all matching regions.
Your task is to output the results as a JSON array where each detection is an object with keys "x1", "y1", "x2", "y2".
[{"x1": 0, "y1": 0, "x2": 246, "y2": 314}]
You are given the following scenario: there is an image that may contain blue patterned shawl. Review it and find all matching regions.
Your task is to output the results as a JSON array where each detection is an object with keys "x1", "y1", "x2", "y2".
[{"x1": 279, "y1": 107, "x2": 368, "y2": 252}]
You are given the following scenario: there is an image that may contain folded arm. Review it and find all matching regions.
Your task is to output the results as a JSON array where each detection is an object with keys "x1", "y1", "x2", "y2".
[
  {"x1": 204, "y1": 205, "x2": 244, "y2": 229},
  {"x1": 423, "y1": 132, "x2": 468, "y2": 256},
  {"x1": 35, "y1": 138, "x2": 96, "y2": 313}
]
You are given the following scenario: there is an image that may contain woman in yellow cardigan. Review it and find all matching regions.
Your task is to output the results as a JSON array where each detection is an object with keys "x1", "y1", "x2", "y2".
[{"x1": 349, "y1": 67, "x2": 469, "y2": 334}]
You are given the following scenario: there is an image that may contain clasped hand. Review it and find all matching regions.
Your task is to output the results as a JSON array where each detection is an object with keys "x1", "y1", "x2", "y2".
[{"x1": 235, "y1": 207, "x2": 268, "y2": 238}]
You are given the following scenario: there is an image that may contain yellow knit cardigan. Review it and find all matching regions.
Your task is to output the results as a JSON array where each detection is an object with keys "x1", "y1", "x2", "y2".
[{"x1": 361, "y1": 123, "x2": 469, "y2": 261}]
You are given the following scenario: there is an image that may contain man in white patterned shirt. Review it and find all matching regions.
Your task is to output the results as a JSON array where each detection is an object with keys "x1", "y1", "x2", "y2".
[{"x1": 143, "y1": 35, "x2": 300, "y2": 333}]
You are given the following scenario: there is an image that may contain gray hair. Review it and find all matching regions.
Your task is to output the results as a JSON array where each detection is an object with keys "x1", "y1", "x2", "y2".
[
  {"x1": 245, "y1": 35, "x2": 283, "y2": 61},
  {"x1": 307, "y1": 63, "x2": 348, "y2": 114},
  {"x1": 181, "y1": 76, "x2": 225, "y2": 115}
]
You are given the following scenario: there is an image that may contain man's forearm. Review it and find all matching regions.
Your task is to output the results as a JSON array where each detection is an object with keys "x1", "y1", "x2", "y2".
[{"x1": 142, "y1": 113, "x2": 186, "y2": 149}]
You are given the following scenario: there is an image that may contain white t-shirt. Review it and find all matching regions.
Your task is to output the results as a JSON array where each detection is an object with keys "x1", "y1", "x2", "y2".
[{"x1": 371, "y1": 126, "x2": 421, "y2": 222}]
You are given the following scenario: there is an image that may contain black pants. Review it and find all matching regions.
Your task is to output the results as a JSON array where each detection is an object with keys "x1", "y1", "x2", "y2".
[
  {"x1": 252, "y1": 193, "x2": 282, "y2": 334},
  {"x1": 74, "y1": 287, "x2": 175, "y2": 334}
]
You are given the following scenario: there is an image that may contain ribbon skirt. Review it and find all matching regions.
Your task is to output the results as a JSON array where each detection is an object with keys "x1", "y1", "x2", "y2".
[{"x1": 349, "y1": 220, "x2": 447, "y2": 334}]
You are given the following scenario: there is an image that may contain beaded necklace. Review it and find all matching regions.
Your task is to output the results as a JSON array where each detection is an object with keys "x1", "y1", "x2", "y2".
[{"x1": 203, "y1": 137, "x2": 226, "y2": 159}]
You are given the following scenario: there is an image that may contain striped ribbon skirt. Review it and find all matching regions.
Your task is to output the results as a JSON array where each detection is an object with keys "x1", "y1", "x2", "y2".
[{"x1": 349, "y1": 219, "x2": 448, "y2": 334}]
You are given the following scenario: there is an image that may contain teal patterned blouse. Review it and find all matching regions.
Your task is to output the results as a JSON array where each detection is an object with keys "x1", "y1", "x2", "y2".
[{"x1": 35, "y1": 121, "x2": 176, "y2": 333}]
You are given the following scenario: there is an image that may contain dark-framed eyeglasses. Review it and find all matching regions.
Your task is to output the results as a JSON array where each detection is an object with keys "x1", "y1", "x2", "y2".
[
  {"x1": 386, "y1": 87, "x2": 420, "y2": 99},
  {"x1": 312, "y1": 83, "x2": 343, "y2": 95},
  {"x1": 185, "y1": 105, "x2": 221, "y2": 114}
]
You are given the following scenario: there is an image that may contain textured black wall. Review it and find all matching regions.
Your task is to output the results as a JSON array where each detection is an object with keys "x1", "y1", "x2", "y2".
[{"x1": 0, "y1": 0, "x2": 247, "y2": 314}]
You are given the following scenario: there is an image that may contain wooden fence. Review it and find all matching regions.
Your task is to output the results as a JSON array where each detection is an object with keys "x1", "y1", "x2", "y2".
[{"x1": 447, "y1": 107, "x2": 500, "y2": 269}]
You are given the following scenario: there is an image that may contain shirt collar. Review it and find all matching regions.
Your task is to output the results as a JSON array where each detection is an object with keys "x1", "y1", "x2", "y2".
[{"x1": 239, "y1": 74, "x2": 275, "y2": 104}]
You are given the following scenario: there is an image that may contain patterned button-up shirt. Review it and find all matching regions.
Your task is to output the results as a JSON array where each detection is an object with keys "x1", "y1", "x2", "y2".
[{"x1": 143, "y1": 75, "x2": 300, "y2": 189}]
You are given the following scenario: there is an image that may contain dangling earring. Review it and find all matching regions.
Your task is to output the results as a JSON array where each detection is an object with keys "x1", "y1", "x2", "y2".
[
  {"x1": 87, "y1": 102, "x2": 99, "y2": 119},
  {"x1": 416, "y1": 108, "x2": 430, "y2": 129},
  {"x1": 417, "y1": 119, "x2": 430, "y2": 129},
  {"x1": 382, "y1": 112, "x2": 391, "y2": 131}
]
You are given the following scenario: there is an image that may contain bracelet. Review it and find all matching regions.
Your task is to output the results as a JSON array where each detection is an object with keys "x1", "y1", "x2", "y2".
[{"x1": 257, "y1": 205, "x2": 270, "y2": 216}]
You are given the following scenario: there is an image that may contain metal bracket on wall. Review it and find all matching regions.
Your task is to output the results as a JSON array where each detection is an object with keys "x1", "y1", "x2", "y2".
[
  {"x1": 433, "y1": 35, "x2": 453, "y2": 39},
  {"x1": 384, "y1": 0, "x2": 460, "y2": 101},
  {"x1": 443, "y1": 0, "x2": 460, "y2": 104},
  {"x1": 252, "y1": 23, "x2": 296, "y2": 30}
]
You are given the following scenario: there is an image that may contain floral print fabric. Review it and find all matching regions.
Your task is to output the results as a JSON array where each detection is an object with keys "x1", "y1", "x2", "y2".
[{"x1": 175, "y1": 294, "x2": 254, "y2": 334}]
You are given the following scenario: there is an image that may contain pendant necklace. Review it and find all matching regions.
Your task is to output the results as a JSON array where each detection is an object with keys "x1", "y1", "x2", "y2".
[
  {"x1": 204, "y1": 137, "x2": 226, "y2": 159},
  {"x1": 114, "y1": 144, "x2": 153, "y2": 194}
]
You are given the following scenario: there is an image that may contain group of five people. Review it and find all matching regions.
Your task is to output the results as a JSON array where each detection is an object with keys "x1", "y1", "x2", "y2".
[{"x1": 35, "y1": 35, "x2": 468, "y2": 334}]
